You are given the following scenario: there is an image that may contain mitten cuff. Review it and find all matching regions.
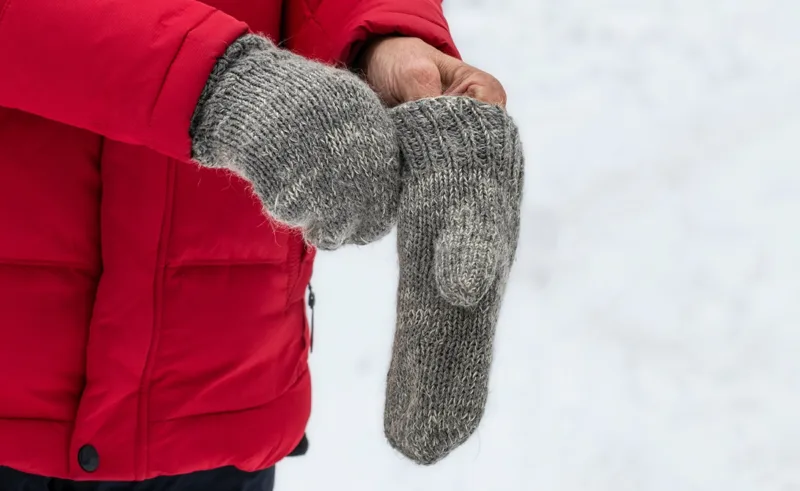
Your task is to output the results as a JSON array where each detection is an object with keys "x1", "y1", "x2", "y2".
[
  {"x1": 189, "y1": 34, "x2": 289, "y2": 167},
  {"x1": 390, "y1": 97, "x2": 518, "y2": 174},
  {"x1": 191, "y1": 35, "x2": 271, "y2": 133}
]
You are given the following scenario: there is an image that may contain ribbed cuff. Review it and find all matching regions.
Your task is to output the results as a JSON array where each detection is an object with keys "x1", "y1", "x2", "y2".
[
  {"x1": 189, "y1": 34, "x2": 276, "y2": 152},
  {"x1": 390, "y1": 97, "x2": 514, "y2": 174}
]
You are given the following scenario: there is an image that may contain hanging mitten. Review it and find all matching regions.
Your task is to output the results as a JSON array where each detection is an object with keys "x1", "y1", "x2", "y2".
[
  {"x1": 385, "y1": 97, "x2": 524, "y2": 464},
  {"x1": 190, "y1": 34, "x2": 401, "y2": 250}
]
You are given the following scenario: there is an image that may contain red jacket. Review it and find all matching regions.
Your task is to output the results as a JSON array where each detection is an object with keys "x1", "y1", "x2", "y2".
[{"x1": 0, "y1": 0, "x2": 457, "y2": 481}]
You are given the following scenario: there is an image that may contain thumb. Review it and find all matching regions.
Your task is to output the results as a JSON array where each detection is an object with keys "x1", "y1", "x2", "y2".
[
  {"x1": 397, "y1": 61, "x2": 444, "y2": 101},
  {"x1": 434, "y1": 52, "x2": 464, "y2": 89},
  {"x1": 434, "y1": 205, "x2": 502, "y2": 308}
]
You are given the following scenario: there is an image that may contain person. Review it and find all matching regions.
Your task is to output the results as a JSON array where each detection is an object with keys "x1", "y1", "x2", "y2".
[{"x1": 0, "y1": 0, "x2": 507, "y2": 489}]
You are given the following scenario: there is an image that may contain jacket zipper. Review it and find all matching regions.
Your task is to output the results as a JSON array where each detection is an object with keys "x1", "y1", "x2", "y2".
[
  {"x1": 307, "y1": 283, "x2": 315, "y2": 352},
  {"x1": 286, "y1": 236, "x2": 304, "y2": 306},
  {"x1": 287, "y1": 236, "x2": 314, "y2": 352}
]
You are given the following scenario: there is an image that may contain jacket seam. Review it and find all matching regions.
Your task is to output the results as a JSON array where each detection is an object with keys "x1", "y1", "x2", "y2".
[
  {"x1": 372, "y1": 9, "x2": 451, "y2": 36},
  {"x1": 134, "y1": 157, "x2": 176, "y2": 479},
  {"x1": 337, "y1": 9, "x2": 453, "y2": 65},
  {"x1": 151, "y1": 363, "x2": 308, "y2": 423},
  {"x1": 310, "y1": 15, "x2": 331, "y2": 52},
  {"x1": 293, "y1": 0, "x2": 330, "y2": 57},
  {"x1": 0, "y1": 0, "x2": 11, "y2": 30},
  {"x1": 304, "y1": 0, "x2": 327, "y2": 38},
  {"x1": 147, "y1": 9, "x2": 217, "y2": 129},
  {"x1": 0, "y1": 415, "x2": 72, "y2": 423},
  {"x1": 303, "y1": 0, "x2": 321, "y2": 18},
  {"x1": 0, "y1": 259, "x2": 95, "y2": 272},
  {"x1": 165, "y1": 259, "x2": 285, "y2": 268}
]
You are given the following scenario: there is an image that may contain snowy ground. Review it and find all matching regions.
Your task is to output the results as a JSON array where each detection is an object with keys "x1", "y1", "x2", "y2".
[{"x1": 282, "y1": 1, "x2": 800, "y2": 489}]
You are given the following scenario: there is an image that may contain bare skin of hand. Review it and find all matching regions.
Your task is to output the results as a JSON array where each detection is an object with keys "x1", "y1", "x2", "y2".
[{"x1": 357, "y1": 36, "x2": 507, "y2": 108}]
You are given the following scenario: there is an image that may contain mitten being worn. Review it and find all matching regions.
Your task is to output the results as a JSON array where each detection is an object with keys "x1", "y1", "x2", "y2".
[
  {"x1": 385, "y1": 97, "x2": 524, "y2": 464},
  {"x1": 190, "y1": 34, "x2": 401, "y2": 250}
]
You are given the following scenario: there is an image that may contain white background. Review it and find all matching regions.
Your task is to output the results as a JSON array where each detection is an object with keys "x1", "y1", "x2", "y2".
[{"x1": 283, "y1": 1, "x2": 800, "y2": 489}]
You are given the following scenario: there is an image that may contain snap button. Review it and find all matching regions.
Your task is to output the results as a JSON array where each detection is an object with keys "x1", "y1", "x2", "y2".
[{"x1": 78, "y1": 444, "x2": 99, "y2": 473}]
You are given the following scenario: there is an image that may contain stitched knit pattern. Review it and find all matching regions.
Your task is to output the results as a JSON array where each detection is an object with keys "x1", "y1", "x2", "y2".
[
  {"x1": 385, "y1": 97, "x2": 524, "y2": 465},
  {"x1": 189, "y1": 35, "x2": 525, "y2": 464},
  {"x1": 190, "y1": 34, "x2": 402, "y2": 250}
]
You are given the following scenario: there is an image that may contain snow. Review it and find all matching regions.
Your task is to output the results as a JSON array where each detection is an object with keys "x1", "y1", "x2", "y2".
[{"x1": 281, "y1": 1, "x2": 800, "y2": 489}]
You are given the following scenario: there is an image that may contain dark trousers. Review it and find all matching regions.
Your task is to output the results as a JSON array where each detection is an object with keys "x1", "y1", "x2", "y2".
[{"x1": 0, "y1": 466, "x2": 275, "y2": 491}]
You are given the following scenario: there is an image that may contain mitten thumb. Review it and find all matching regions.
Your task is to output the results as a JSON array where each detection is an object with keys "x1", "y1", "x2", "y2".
[{"x1": 434, "y1": 203, "x2": 502, "y2": 308}]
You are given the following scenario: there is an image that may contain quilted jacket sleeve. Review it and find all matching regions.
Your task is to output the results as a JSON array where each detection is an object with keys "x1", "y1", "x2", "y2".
[
  {"x1": 0, "y1": 0, "x2": 248, "y2": 161},
  {"x1": 281, "y1": 0, "x2": 460, "y2": 65}
]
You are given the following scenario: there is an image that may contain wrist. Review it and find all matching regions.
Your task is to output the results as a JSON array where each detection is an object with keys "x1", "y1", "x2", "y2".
[{"x1": 352, "y1": 35, "x2": 403, "y2": 74}]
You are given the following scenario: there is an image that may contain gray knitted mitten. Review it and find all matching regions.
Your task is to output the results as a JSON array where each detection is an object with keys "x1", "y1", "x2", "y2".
[
  {"x1": 190, "y1": 34, "x2": 400, "y2": 250},
  {"x1": 385, "y1": 97, "x2": 524, "y2": 465}
]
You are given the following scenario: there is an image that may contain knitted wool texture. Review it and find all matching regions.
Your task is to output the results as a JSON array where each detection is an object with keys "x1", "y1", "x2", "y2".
[
  {"x1": 189, "y1": 34, "x2": 524, "y2": 465},
  {"x1": 190, "y1": 34, "x2": 401, "y2": 250},
  {"x1": 385, "y1": 97, "x2": 524, "y2": 465}
]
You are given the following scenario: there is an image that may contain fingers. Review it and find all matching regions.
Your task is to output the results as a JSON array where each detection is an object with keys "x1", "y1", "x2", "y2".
[
  {"x1": 440, "y1": 58, "x2": 508, "y2": 107},
  {"x1": 433, "y1": 204, "x2": 502, "y2": 308},
  {"x1": 465, "y1": 82, "x2": 507, "y2": 107},
  {"x1": 305, "y1": 201, "x2": 397, "y2": 250},
  {"x1": 303, "y1": 217, "x2": 357, "y2": 251},
  {"x1": 345, "y1": 211, "x2": 396, "y2": 246},
  {"x1": 445, "y1": 76, "x2": 507, "y2": 107}
]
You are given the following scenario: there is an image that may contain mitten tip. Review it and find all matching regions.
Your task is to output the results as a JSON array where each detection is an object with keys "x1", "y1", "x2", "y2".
[
  {"x1": 384, "y1": 433, "x2": 452, "y2": 466},
  {"x1": 384, "y1": 418, "x2": 477, "y2": 466}
]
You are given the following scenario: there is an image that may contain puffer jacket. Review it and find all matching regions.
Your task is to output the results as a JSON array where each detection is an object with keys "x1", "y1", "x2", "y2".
[{"x1": 0, "y1": 0, "x2": 458, "y2": 481}]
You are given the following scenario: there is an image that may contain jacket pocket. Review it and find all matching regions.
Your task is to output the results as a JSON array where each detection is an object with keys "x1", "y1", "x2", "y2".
[
  {"x1": 286, "y1": 233, "x2": 315, "y2": 306},
  {"x1": 286, "y1": 234, "x2": 315, "y2": 353}
]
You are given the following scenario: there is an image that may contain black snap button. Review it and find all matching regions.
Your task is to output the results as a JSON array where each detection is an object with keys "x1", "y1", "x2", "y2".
[{"x1": 78, "y1": 444, "x2": 99, "y2": 473}]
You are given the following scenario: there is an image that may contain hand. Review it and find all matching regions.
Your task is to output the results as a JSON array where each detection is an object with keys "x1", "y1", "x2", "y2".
[
  {"x1": 358, "y1": 36, "x2": 507, "y2": 107},
  {"x1": 191, "y1": 35, "x2": 401, "y2": 250}
]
